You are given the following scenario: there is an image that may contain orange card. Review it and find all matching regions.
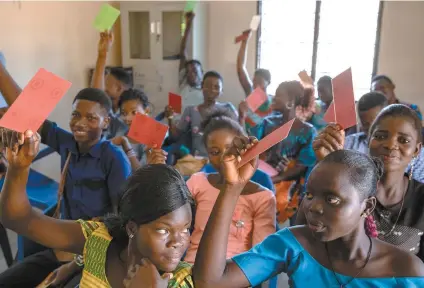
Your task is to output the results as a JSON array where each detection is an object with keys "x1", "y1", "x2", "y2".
[
  {"x1": 238, "y1": 118, "x2": 295, "y2": 167},
  {"x1": 234, "y1": 30, "x2": 250, "y2": 44},
  {"x1": 0, "y1": 68, "x2": 71, "y2": 133},
  {"x1": 323, "y1": 68, "x2": 357, "y2": 129},
  {"x1": 128, "y1": 114, "x2": 169, "y2": 148},
  {"x1": 258, "y1": 159, "x2": 278, "y2": 177},
  {"x1": 246, "y1": 87, "x2": 268, "y2": 113},
  {"x1": 298, "y1": 70, "x2": 313, "y2": 86},
  {"x1": 168, "y1": 92, "x2": 182, "y2": 114}
]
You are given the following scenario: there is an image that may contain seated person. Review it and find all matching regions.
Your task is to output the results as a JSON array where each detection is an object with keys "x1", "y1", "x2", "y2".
[{"x1": 185, "y1": 111, "x2": 276, "y2": 264}]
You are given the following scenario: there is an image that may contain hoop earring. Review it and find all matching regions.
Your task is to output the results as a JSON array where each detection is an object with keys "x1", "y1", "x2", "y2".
[
  {"x1": 285, "y1": 102, "x2": 294, "y2": 110},
  {"x1": 409, "y1": 157, "x2": 416, "y2": 181},
  {"x1": 128, "y1": 234, "x2": 134, "y2": 259}
]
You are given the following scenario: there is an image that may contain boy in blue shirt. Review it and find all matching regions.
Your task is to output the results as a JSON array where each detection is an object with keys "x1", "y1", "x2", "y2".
[{"x1": 0, "y1": 60, "x2": 131, "y2": 286}]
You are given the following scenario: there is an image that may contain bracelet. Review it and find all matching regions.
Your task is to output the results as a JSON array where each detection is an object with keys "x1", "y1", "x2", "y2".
[{"x1": 74, "y1": 254, "x2": 84, "y2": 267}]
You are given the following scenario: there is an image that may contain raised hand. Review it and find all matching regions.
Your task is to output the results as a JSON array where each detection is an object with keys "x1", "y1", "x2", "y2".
[
  {"x1": 312, "y1": 123, "x2": 345, "y2": 161},
  {"x1": 240, "y1": 29, "x2": 252, "y2": 42},
  {"x1": 98, "y1": 31, "x2": 114, "y2": 57},
  {"x1": 164, "y1": 105, "x2": 175, "y2": 119},
  {"x1": 124, "y1": 257, "x2": 172, "y2": 288},
  {"x1": 146, "y1": 145, "x2": 168, "y2": 165},
  {"x1": 221, "y1": 136, "x2": 258, "y2": 186},
  {"x1": 238, "y1": 101, "x2": 249, "y2": 120},
  {"x1": 185, "y1": 11, "x2": 195, "y2": 23},
  {"x1": 1, "y1": 129, "x2": 40, "y2": 169}
]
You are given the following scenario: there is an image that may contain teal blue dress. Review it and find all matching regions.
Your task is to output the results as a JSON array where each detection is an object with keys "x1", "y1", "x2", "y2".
[{"x1": 232, "y1": 228, "x2": 424, "y2": 287}]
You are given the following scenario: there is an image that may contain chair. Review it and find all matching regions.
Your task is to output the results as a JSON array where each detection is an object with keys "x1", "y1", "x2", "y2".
[
  {"x1": 200, "y1": 164, "x2": 275, "y2": 193},
  {"x1": 0, "y1": 147, "x2": 59, "y2": 261}
]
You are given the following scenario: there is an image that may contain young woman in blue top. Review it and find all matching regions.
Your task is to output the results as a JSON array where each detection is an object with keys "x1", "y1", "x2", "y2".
[{"x1": 192, "y1": 138, "x2": 424, "y2": 287}]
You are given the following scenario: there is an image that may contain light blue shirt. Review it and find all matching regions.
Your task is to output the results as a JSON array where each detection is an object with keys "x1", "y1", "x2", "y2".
[{"x1": 233, "y1": 228, "x2": 424, "y2": 287}]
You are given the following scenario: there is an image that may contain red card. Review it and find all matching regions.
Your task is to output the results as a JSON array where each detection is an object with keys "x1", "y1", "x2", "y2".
[
  {"x1": 127, "y1": 114, "x2": 169, "y2": 148},
  {"x1": 246, "y1": 87, "x2": 268, "y2": 113},
  {"x1": 238, "y1": 118, "x2": 295, "y2": 167},
  {"x1": 234, "y1": 30, "x2": 250, "y2": 44},
  {"x1": 0, "y1": 68, "x2": 71, "y2": 133},
  {"x1": 323, "y1": 68, "x2": 357, "y2": 129},
  {"x1": 298, "y1": 70, "x2": 313, "y2": 86},
  {"x1": 258, "y1": 159, "x2": 278, "y2": 177},
  {"x1": 168, "y1": 92, "x2": 182, "y2": 114}
]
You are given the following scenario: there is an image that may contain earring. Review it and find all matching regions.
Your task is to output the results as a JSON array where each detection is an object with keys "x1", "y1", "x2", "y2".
[
  {"x1": 409, "y1": 157, "x2": 416, "y2": 181},
  {"x1": 361, "y1": 212, "x2": 367, "y2": 218},
  {"x1": 285, "y1": 102, "x2": 294, "y2": 110}
]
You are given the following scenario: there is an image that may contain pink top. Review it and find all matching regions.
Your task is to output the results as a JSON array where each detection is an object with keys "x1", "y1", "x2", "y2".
[{"x1": 184, "y1": 172, "x2": 276, "y2": 264}]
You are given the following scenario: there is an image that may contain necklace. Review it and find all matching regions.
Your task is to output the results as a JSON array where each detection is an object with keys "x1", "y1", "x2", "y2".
[
  {"x1": 378, "y1": 179, "x2": 409, "y2": 237},
  {"x1": 324, "y1": 235, "x2": 372, "y2": 288}
]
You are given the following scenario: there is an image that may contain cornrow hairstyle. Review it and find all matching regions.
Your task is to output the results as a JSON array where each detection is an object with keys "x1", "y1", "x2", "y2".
[
  {"x1": 73, "y1": 88, "x2": 112, "y2": 114},
  {"x1": 319, "y1": 150, "x2": 384, "y2": 200},
  {"x1": 369, "y1": 104, "x2": 422, "y2": 144},
  {"x1": 103, "y1": 165, "x2": 194, "y2": 248},
  {"x1": 357, "y1": 92, "x2": 388, "y2": 112},
  {"x1": 118, "y1": 88, "x2": 150, "y2": 110},
  {"x1": 201, "y1": 109, "x2": 245, "y2": 146}
]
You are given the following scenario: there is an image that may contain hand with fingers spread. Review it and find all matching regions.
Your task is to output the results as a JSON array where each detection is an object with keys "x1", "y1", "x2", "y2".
[
  {"x1": 221, "y1": 136, "x2": 259, "y2": 186},
  {"x1": 124, "y1": 257, "x2": 172, "y2": 288},
  {"x1": 312, "y1": 124, "x2": 345, "y2": 161},
  {"x1": 146, "y1": 145, "x2": 168, "y2": 165},
  {"x1": 98, "y1": 31, "x2": 114, "y2": 57},
  {"x1": 1, "y1": 129, "x2": 40, "y2": 169}
]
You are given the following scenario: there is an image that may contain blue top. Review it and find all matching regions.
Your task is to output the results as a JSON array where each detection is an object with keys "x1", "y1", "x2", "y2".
[
  {"x1": 40, "y1": 120, "x2": 131, "y2": 220},
  {"x1": 233, "y1": 228, "x2": 424, "y2": 287}
]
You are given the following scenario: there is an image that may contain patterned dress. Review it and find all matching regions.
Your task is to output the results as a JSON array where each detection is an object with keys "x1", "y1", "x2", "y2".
[
  {"x1": 245, "y1": 96, "x2": 273, "y2": 138},
  {"x1": 77, "y1": 220, "x2": 193, "y2": 288}
]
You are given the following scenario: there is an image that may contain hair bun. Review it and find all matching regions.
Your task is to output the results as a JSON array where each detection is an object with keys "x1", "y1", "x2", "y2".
[
  {"x1": 201, "y1": 107, "x2": 237, "y2": 130},
  {"x1": 370, "y1": 156, "x2": 384, "y2": 181}
]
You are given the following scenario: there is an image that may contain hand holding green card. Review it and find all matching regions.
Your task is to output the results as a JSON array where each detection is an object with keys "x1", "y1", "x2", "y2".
[{"x1": 93, "y1": 4, "x2": 121, "y2": 32}]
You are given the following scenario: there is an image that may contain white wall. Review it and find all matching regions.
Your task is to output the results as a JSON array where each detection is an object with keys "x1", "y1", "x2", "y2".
[
  {"x1": 0, "y1": 1, "x2": 122, "y2": 181},
  {"x1": 377, "y1": 1, "x2": 424, "y2": 112}
]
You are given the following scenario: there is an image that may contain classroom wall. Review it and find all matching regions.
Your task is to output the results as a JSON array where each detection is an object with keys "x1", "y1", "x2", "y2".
[
  {"x1": 0, "y1": 1, "x2": 122, "y2": 180},
  {"x1": 0, "y1": 1, "x2": 423, "y2": 181}
]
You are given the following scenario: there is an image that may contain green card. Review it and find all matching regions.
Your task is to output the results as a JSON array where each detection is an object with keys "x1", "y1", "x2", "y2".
[
  {"x1": 93, "y1": 4, "x2": 121, "y2": 32},
  {"x1": 184, "y1": 0, "x2": 197, "y2": 12}
]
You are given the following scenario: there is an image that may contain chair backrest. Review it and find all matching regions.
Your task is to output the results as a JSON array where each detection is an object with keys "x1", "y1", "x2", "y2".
[{"x1": 200, "y1": 164, "x2": 275, "y2": 193}]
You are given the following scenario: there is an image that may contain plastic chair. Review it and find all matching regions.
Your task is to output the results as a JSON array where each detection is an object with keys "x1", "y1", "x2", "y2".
[{"x1": 200, "y1": 163, "x2": 275, "y2": 193}]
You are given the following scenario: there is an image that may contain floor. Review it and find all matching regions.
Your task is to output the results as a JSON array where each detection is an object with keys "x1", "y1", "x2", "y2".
[{"x1": 0, "y1": 230, "x2": 290, "y2": 288}]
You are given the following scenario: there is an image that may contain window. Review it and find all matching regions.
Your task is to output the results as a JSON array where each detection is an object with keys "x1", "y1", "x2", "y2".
[{"x1": 258, "y1": 0, "x2": 382, "y2": 99}]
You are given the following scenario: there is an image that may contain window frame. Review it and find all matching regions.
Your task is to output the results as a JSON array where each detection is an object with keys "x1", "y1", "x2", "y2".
[{"x1": 256, "y1": 0, "x2": 384, "y2": 83}]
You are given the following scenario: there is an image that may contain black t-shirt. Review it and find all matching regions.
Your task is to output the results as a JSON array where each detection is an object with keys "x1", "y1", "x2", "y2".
[{"x1": 374, "y1": 177, "x2": 424, "y2": 261}]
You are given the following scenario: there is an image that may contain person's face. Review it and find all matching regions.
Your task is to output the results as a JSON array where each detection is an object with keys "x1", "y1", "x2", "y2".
[
  {"x1": 271, "y1": 85, "x2": 291, "y2": 113},
  {"x1": 358, "y1": 105, "x2": 384, "y2": 136},
  {"x1": 371, "y1": 80, "x2": 395, "y2": 103},
  {"x1": 206, "y1": 129, "x2": 238, "y2": 173},
  {"x1": 134, "y1": 204, "x2": 192, "y2": 272},
  {"x1": 69, "y1": 100, "x2": 110, "y2": 145},
  {"x1": 120, "y1": 100, "x2": 146, "y2": 127},
  {"x1": 369, "y1": 116, "x2": 421, "y2": 173},
  {"x1": 105, "y1": 74, "x2": 125, "y2": 109},
  {"x1": 253, "y1": 75, "x2": 269, "y2": 92},
  {"x1": 202, "y1": 77, "x2": 222, "y2": 104},
  {"x1": 317, "y1": 81, "x2": 333, "y2": 104},
  {"x1": 186, "y1": 63, "x2": 202, "y2": 87},
  {"x1": 303, "y1": 163, "x2": 374, "y2": 242}
]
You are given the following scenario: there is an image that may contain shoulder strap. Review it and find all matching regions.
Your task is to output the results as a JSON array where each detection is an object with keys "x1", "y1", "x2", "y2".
[{"x1": 53, "y1": 152, "x2": 72, "y2": 218}]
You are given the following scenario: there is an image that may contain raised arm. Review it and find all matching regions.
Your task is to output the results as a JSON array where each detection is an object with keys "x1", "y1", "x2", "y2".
[
  {"x1": 0, "y1": 129, "x2": 85, "y2": 254},
  {"x1": 236, "y1": 30, "x2": 254, "y2": 97},
  {"x1": 193, "y1": 137, "x2": 258, "y2": 288},
  {"x1": 0, "y1": 59, "x2": 21, "y2": 105},
  {"x1": 91, "y1": 31, "x2": 113, "y2": 90},
  {"x1": 179, "y1": 12, "x2": 195, "y2": 72}
]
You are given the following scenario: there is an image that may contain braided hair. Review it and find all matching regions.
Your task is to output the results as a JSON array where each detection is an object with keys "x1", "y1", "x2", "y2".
[{"x1": 104, "y1": 165, "x2": 194, "y2": 247}]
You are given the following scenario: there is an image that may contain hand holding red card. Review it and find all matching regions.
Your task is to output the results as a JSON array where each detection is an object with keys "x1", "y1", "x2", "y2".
[
  {"x1": 246, "y1": 87, "x2": 268, "y2": 113},
  {"x1": 238, "y1": 118, "x2": 295, "y2": 167},
  {"x1": 128, "y1": 114, "x2": 169, "y2": 148},
  {"x1": 0, "y1": 68, "x2": 72, "y2": 133},
  {"x1": 234, "y1": 30, "x2": 251, "y2": 44},
  {"x1": 298, "y1": 70, "x2": 314, "y2": 86},
  {"x1": 168, "y1": 92, "x2": 182, "y2": 114},
  {"x1": 323, "y1": 68, "x2": 357, "y2": 129}
]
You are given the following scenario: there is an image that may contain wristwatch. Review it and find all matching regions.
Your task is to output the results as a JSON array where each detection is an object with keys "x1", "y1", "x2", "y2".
[{"x1": 74, "y1": 254, "x2": 84, "y2": 267}]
